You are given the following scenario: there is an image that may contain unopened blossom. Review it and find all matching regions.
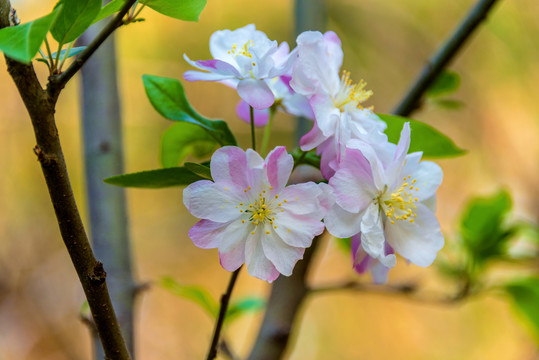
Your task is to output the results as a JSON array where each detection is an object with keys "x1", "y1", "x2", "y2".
[
  {"x1": 290, "y1": 30, "x2": 387, "y2": 179},
  {"x1": 184, "y1": 24, "x2": 293, "y2": 110},
  {"x1": 183, "y1": 146, "x2": 332, "y2": 282},
  {"x1": 236, "y1": 75, "x2": 314, "y2": 126},
  {"x1": 350, "y1": 234, "x2": 393, "y2": 284},
  {"x1": 325, "y1": 123, "x2": 444, "y2": 274}
]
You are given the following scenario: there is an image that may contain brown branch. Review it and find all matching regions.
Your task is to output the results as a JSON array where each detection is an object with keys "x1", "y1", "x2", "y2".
[
  {"x1": 308, "y1": 280, "x2": 474, "y2": 305},
  {"x1": 47, "y1": 0, "x2": 137, "y2": 100},
  {"x1": 392, "y1": 0, "x2": 501, "y2": 117},
  {"x1": 0, "y1": 1, "x2": 130, "y2": 359},
  {"x1": 247, "y1": 235, "x2": 321, "y2": 360},
  {"x1": 206, "y1": 267, "x2": 242, "y2": 360}
]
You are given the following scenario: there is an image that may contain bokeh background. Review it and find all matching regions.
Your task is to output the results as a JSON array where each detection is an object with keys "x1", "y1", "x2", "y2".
[{"x1": 1, "y1": 0, "x2": 538, "y2": 359}]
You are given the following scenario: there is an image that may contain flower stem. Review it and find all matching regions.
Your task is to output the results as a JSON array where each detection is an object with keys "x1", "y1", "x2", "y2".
[
  {"x1": 260, "y1": 107, "x2": 276, "y2": 157},
  {"x1": 205, "y1": 267, "x2": 242, "y2": 360},
  {"x1": 250, "y1": 105, "x2": 256, "y2": 151}
]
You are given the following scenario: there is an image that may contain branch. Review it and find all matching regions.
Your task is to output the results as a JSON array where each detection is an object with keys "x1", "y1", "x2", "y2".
[
  {"x1": 47, "y1": 0, "x2": 137, "y2": 100},
  {"x1": 392, "y1": 0, "x2": 500, "y2": 116},
  {"x1": 308, "y1": 280, "x2": 473, "y2": 305},
  {"x1": 247, "y1": 235, "x2": 321, "y2": 360},
  {"x1": 206, "y1": 268, "x2": 242, "y2": 360},
  {"x1": 0, "y1": 1, "x2": 131, "y2": 359}
]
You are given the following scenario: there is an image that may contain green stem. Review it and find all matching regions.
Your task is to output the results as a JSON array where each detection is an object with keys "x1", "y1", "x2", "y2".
[
  {"x1": 250, "y1": 105, "x2": 256, "y2": 152},
  {"x1": 54, "y1": 42, "x2": 64, "y2": 74},
  {"x1": 58, "y1": 41, "x2": 74, "y2": 73},
  {"x1": 260, "y1": 107, "x2": 276, "y2": 157}
]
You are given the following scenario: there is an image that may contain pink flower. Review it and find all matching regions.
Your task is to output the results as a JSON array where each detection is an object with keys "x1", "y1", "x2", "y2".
[
  {"x1": 325, "y1": 123, "x2": 444, "y2": 276},
  {"x1": 183, "y1": 24, "x2": 293, "y2": 110},
  {"x1": 290, "y1": 31, "x2": 387, "y2": 179},
  {"x1": 350, "y1": 234, "x2": 393, "y2": 284},
  {"x1": 183, "y1": 146, "x2": 333, "y2": 282}
]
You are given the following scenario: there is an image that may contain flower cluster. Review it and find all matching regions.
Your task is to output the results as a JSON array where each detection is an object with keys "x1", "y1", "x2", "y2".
[{"x1": 183, "y1": 25, "x2": 444, "y2": 283}]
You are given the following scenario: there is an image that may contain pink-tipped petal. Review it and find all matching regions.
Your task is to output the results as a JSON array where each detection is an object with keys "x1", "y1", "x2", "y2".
[
  {"x1": 245, "y1": 230, "x2": 280, "y2": 282},
  {"x1": 299, "y1": 120, "x2": 327, "y2": 151},
  {"x1": 183, "y1": 70, "x2": 235, "y2": 82},
  {"x1": 236, "y1": 100, "x2": 269, "y2": 126},
  {"x1": 266, "y1": 146, "x2": 293, "y2": 192},
  {"x1": 237, "y1": 79, "x2": 275, "y2": 110},
  {"x1": 188, "y1": 219, "x2": 227, "y2": 249},
  {"x1": 210, "y1": 146, "x2": 251, "y2": 189}
]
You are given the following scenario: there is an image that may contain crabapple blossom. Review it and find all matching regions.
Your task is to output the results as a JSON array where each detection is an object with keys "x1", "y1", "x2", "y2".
[
  {"x1": 351, "y1": 234, "x2": 393, "y2": 284},
  {"x1": 324, "y1": 123, "x2": 444, "y2": 277},
  {"x1": 290, "y1": 30, "x2": 387, "y2": 179},
  {"x1": 183, "y1": 24, "x2": 293, "y2": 110},
  {"x1": 183, "y1": 146, "x2": 333, "y2": 282}
]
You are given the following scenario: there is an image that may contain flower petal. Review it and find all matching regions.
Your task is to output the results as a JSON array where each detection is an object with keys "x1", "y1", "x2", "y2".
[
  {"x1": 183, "y1": 180, "x2": 243, "y2": 222},
  {"x1": 188, "y1": 219, "x2": 227, "y2": 249},
  {"x1": 279, "y1": 182, "x2": 323, "y2": 215},
  {"x1": 210, "y1": 147, "x2": 251, "y2": 189},
  {"x1": 218, "y1": 219, "x2": 252, "y2": 271},
  {"x1": 324, "y1": 204, "x2": 363, "y2": 238},
  {"x1": 300, "y1": 120, "x2": 327, "y2": 151},
  {"x1": 385, "y1": 203, "x2": 444, "y2": 267},
  {"x1": 310, "y1": 94, "x2": 340, "y2": 137},
  {"x1": 273, "y1": 212, "x2": 324, "y2": 247},
  {"x1": 410, "y1": 161, "x2": 443, "y2": 201},
  {"x1": 262, "y1": 228, "x2": 305, "y2": 276},
  {"x1": 245, "y1": 228, "x2": 280, "y2": 282},
  {"x1": 265, "y1": 146, "x2": 293, "y2": 193},
  {"x1": 183, "y1": 70, "x2": 236, "y2": 82},
  {"x1": 237, "y1": 79, "x2": 275, "y2": 110}
]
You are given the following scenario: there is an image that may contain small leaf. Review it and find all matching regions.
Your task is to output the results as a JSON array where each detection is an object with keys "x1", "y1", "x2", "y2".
[
  {"x1": 290, "y1": 149, "x2": 321, "y2": 169},
  {"x1": 461, "y1": 190, "x2": 512, "y2": 263},
  {"x1": 504, "y1": 277, "x2": 539, "y2": 343},
  {"x1": 47, "y1": 46, "x2": 86, "y2": 61},
  {"x1": 0, "y1": 11, "x2": 58, "y2": 63},
  {"x1": 161, "y1": 122, "x2": 216, "y2": 168},
  {"x1": 426, "y1": 70, "x2": 461, "y2": 98},
  {"x1": 140, "y1": 0, "x2": 207, "y2": 21},
  {"x1": 225, "y1": 297, "x2": 266, "y2": 324},
  {"x1": 104, "y1": 166, "x2": 205, "y2": 188},
  {"x1": 143, "y1": 74, "x2": 237, "y2": 146},
  {"x1": 93, "y1": 0, "x2": 127, "y2": 24},
  {"x1": 159, "y1": 276, "x2": 218, "y2": 317},
  {"x1": 79, "y1": 300, "x2": 91, "y2": 318},
  {"x1": 51, "y1": 0, "x2": 102, "y2": 45},
  {"x1": 377, "y1": 114, "x2": 466, "y2": 158},
  {"x1": 184, "y1": 162, "x2": 212, "y2": 180}
]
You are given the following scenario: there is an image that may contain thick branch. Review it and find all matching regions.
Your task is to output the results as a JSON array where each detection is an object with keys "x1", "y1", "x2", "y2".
[
  {"x1": 247, "y1": 236, "x2": 321, "y2": 360},
  {"x1": 1, "y1": 1, "x2": 130, "y2": 359},
  {"x1": 47, "y1": 0, "x2": 137, "y2": 100},
  {"x1": 392, "y1": 0, "x2": 500, "y2": 116}
]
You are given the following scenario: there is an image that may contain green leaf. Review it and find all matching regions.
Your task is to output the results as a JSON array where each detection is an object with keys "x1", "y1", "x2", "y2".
[
  {"x1": 184, "y1": 162, "x2": 213, "y2": 180},
  {"x1": 504, "y1": 277, "x2": 539, "y2": 343},
  {"x1": 225, "y1": 297, "x2": 266, "y2": 324},
  {"x1": 93, "y1": 0, "x2": 127, "y2": 24},
  {"x1": 159, "y1": 276, "x2": 218, "y2": 317},
  {"x1": 0, "y1": 11, "x2": 58, "y2": 63},
  {"x1": 161, "y1": 122, "x2": 216, "y2": 168},
  {"x1": 51, "y1": 0, "x2": 102, "y2": 45},
  {"x1": 377, "y1": 114, "x2": 466, "y2": 158},
  {"x1": 104, "y1": 166, "x2": 205, "y2": 188},
  {"x1": 460, "y1": 190, "x2": 513, "y2": 263},
  {"x1": 290, "y1": 149, "x2": 321, "y2": 169},
  {"x1": 140, "y1": 0, "x2": 207, "y2": 21},
  {"x1": 143, "y1": 74, "x2": 237, "y2": 146},
  {"x1": 426, "y1": 70, "x2": 461, "y2": 98}
]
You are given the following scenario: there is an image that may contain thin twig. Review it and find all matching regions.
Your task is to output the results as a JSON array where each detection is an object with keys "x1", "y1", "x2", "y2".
[
  {"x1": 250, "y1": 106, "x2": 256, "y2": 151},
  {"x1": 206, "y1": 268, "x2": 242, "y2": 360},
  {"x1": 392, "y1": 0, "x2": 500, "y2": 116},
  {"x1": 47, "y1": 0, "x2": 137, "y2": 100},
  {"x1": 308, "y1": 280, "x2": 474, "y2": 305}
]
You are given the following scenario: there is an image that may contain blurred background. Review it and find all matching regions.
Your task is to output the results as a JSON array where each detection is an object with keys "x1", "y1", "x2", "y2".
[{"x1": 0, "y1": 0, "x2": 538, "y2": 359}]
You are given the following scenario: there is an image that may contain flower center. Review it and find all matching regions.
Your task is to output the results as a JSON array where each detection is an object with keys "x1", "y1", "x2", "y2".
[
  {"x1": 228, "y1": 40, "x2": 255, "y2": 59},
  {"x1": 235, "y1": 187, "x2": 290, "y2": 235},
  {"x1": 332, "y1": 70, "x2": 373, "y2": 112},
  {"x1": 380, "y1": 175, "x2": 419, "y2": 224}
]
